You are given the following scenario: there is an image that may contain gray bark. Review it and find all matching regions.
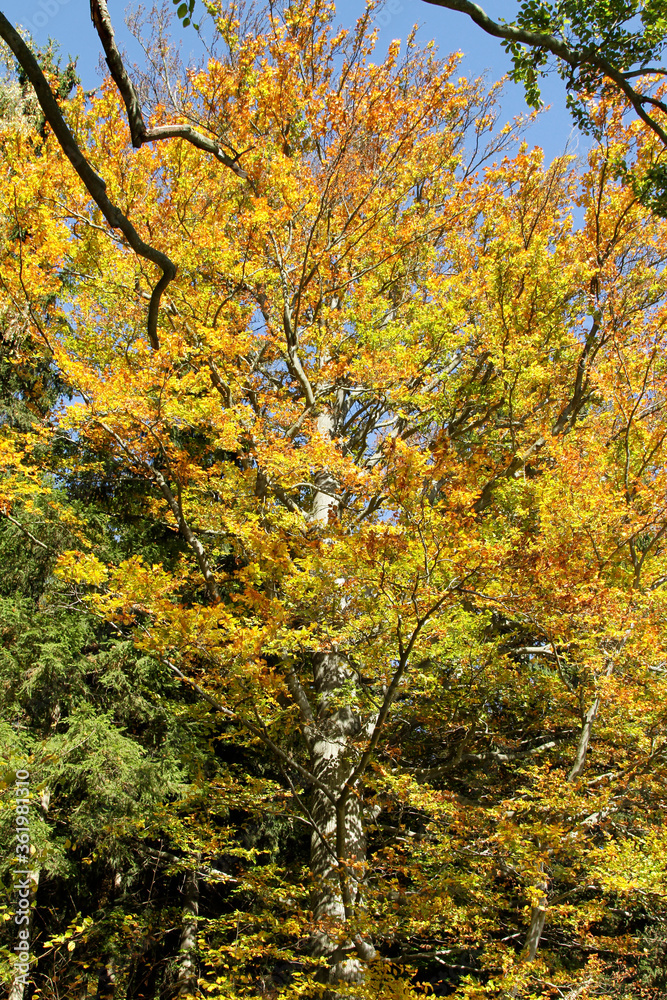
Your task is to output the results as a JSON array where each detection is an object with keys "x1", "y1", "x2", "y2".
[
  {"x1": 160, "y1": 865, "x2": 199, "y2": 999},
  {"x1": 175, "y1": 866, "x2": 199, "y2": 995},
  {"x1": 567, "y1": 696, "x2": 601, "y2": 782},
  {"x1": 312, "y1": 411, "x2": 338, "y2": 525},
  {"x1": 523, "y1": 862, "x2": 547, "y2": 963},
  {"x1": 9, "y1": 957, "x2": 26, "y2": 1000},
  {"x1": 307, "y1": 418, "x2": 373, "y2": 981},
  {"x1": 307, "y1": 652, "x2": 370, "y2": 984}
]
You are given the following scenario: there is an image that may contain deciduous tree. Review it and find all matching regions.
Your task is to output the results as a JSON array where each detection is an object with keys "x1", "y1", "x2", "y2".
[{"x1": 2, "y1": 3, "x2": 667, "y2": 998}]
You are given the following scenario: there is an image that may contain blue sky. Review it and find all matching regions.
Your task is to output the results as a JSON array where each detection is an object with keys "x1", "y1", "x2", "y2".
[{"x1": 2, "y1": 0, "x2": 584, "y2": 162}]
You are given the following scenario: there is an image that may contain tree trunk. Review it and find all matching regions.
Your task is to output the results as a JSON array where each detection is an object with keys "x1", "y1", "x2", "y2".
[
  {"x1": 9, "y1": 963, "x2": 27, "y2": 1000},
  {"x1": 567, "y1": 696, "x2": 601, "y2": 782},
  {"x1": 308, "y1": 651, "x2": 369, "y2": 984},
  {"x1": 522, "y1": 861, "x2": 547, "y2": 963},
  {"x1": 160, "y1": 864, "x2": 200, "y2": 1000},
  {"x1": 96, "y1": 962, "x2": 117, "y2": 1000},
  {"x1": 96, "y1": 872, "x2": 122, "y2": 1000},
  {"x1": 127, "y1": 949, "x2": 162, "y2": 1000},
  {"x1": 306, "y1": 409, "x2": 375, "y2": 984},
  {"x1": 312, "y1": 411, "x2": 338, "y2": 525},
  {"x1": 175, "y1": 865, "x2": 199, "y2": 995}
]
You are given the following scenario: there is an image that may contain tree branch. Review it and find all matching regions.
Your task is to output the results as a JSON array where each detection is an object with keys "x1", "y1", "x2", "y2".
[
  {"x1": 284, "y1": 660, "x2": 315, "y2": 724},
  {"x1": 0, "y1": 12, "x2": 176, "y2": 350},
  {"x1": 2, "y1": 512, "x2": 50, "y2": 550},
  {"x1": 421, "y1": 0, "x2": 579, "y2": 66},
  {"x1": 90, "y1": 0, "x2": 253, "y2": 183},
  {"x1": 165, "y1": 659, "x2": 336, "y2": 804},
  {"x1": 422, "y1": 0, "x2": 667, "y2": 146},
  {"x1": 94, "y1": 419, "x2": 220, "y2": 602}
]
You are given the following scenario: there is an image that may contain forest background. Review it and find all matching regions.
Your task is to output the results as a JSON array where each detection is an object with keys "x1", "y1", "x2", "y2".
[{"x1": 2, "y1": 1, "x2": 667, "y2": 999}]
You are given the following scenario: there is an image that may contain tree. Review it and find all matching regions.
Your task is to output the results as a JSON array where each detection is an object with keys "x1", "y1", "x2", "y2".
[
  {"x1": 421, "y1": 0, "x2": 667, "y2": 210},
  {"x1": 421, "y1": 1, "x2": 667, "y2": 138},
  {"x1": 2, "y1": 2, "x2": 667, "y2": 998}
]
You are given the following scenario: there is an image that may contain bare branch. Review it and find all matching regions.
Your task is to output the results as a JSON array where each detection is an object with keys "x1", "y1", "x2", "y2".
[{"x1": 2, "y1": 512, "x2": 50, "y2": 550}]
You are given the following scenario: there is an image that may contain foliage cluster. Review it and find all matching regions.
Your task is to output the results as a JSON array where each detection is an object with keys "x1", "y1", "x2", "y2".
[{"x1": 1, "y1": 3, "x2": 667, "y2": 999}]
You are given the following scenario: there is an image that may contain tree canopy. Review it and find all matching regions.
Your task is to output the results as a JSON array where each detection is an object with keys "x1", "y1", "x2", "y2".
[
  {"x1": 422, "y1": 1, "x2": 667, "y2": 136},
  {"x1": 1, "y1": 2, "x2": 667, "y2": 999},
  {"x1": 422, "y1": 0, "x2": 667, "y2": 209}
]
